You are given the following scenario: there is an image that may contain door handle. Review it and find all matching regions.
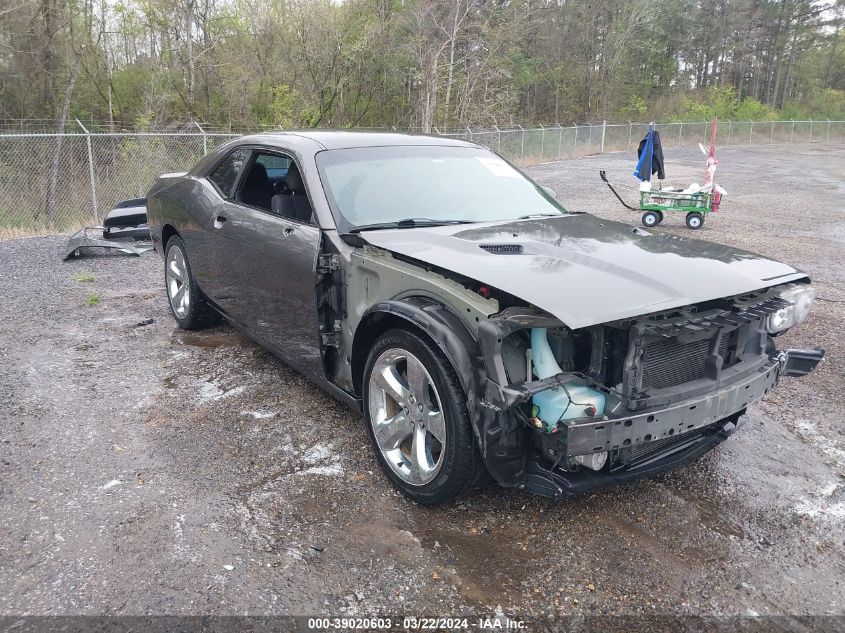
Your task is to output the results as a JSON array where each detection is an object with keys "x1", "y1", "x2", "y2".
[
  {"x1": 283, "y1": 227, "x2": 294, "y2": 236},
  {"x1": 213, "y1": 215, "x2": 227, "y2": 229}
]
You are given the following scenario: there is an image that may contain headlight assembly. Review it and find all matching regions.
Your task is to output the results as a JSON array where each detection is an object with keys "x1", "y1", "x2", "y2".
[{"x1": 767, "y1": 284, "x2": 815, "y2": 334}]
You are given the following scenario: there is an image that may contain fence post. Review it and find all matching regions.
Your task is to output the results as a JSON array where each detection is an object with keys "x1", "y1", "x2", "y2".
[
  {"x1": 600, "y1": 120, "x2": 606, "y2": 153},
  {"x1": 195, "y1": 121, "x2": 208, "y2": 155},
  {"x1": 728, "y1": 120, "x2": 732, "y2": 144},
  {"x1": 557, "y1": 123, "x2": 563, "y2": 160},
  {"x1": 573, "y1": 124, "x2": 579, "y2": 158},
  {"x1": 809, "y1": 119, "x2": 813, "y2": 142},
  {"x1": 518, "y1": 125, "x2": 525, "y2": 160},
  {"x1": 627, "y1": 121, "x2": 633, "y2": 151},
  {"x1": 827, "y1": 119, "x2": 831, "y2": 143},
  {"x1": 494, "y1": 125, "x2": 501, "y2": 153},
  {"x1": 466, "y1": 126, "x2": 473, "y2": 143},
  {"x1": 749, "y1": 120, "x2": 753, "y2": 143},
  {"x1": 587, "y1": 123, "x2": 593, "y2": 151},
  {"x1": 539, "y1": 123, "x2": 545, "y2": 160},
  {"x1": 678, "y1": 121, "x2": 683, "y2": 146},
  {"x1": 770, "y1": 120, "x2": 774, "y2": 144},
  {"x1": 77, "y1": 119, "x2": 99, "y2": 224},
  {"x1": 790, "y1": 120, "x2": 795, "y2": 143}
]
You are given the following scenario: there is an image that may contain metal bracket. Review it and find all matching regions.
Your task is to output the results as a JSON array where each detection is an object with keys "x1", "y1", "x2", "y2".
[
  {"x1": 317, "y1": 253, "x2": 340, "y2": 274},
  {"x1": 319, "y1": 319, "x2": 343, "y2": 347}
]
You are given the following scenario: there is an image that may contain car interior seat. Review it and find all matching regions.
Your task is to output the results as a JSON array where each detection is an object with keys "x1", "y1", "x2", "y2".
[
  {"x1": 239, "y1": 162, "x2": 273, "y2": 210},
  {"x1": 271, "y1": 164, "x2": 312, "y2": 222}
]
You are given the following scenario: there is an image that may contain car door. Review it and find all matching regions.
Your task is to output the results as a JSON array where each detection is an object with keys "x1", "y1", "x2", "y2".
[
  {"x1": 209, "y1": 149, "x2": 324, "y2": 380},
  {"x1": 189, "y1": 147, "x2": 250, "y2": 301}
]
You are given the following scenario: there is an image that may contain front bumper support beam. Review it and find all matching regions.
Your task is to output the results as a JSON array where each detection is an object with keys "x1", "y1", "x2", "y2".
[{"x1": 562, "y1": 355, "x2": 782, "y2": 457}]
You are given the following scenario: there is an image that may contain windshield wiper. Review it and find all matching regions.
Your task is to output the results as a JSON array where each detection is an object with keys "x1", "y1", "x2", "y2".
[{"x1": 350, "y1": 218, "x2": 474, "y2": 233}]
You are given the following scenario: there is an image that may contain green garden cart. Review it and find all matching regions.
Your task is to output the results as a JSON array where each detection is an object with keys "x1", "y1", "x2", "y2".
[{"x1": 599, "y1": 118, "x2": 725, "y2": 230}]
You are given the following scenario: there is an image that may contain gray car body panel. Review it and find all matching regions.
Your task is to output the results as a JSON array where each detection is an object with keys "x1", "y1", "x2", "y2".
[{"x1": 358, "y1": 213, "x2": 807, "y2": 330}]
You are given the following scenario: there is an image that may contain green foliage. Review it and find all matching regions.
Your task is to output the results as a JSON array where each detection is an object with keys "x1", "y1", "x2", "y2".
[
  {"x1": 268, "y1": 85, "x2": 300, "y2": 129},
  {"x1": 72, "y1": 272, "x2": 95, "y2": 283},
  {"x1": 0, "y1": 0, "x2": 842, "y2": 130},
  {"x1": 671, "y1": 86, "x2": 778, "y2": 122},
  {"x1": 734, "y1": 98, "x2": 776, "y2": 121},
  {"x1": 622, "y1": 95, "x2": 649, "y2": 118},
  {"x1": 86, "y1": 294, "x2": 101, "y2": 307},
  {"x1": 506, "y1": 50, "x2": 542, "y2": 89},
  {"x1": 785, "y1": 89, "x2": 845, "y2": 120}
]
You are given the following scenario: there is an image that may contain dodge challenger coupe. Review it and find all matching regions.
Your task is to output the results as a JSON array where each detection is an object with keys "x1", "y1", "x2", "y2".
[{"x1": 146, "y1": 131, "x2": 823, "y2": 504}]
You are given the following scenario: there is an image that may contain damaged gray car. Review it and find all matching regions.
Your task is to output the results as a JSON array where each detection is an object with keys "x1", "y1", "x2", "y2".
[{"x1": 146, "y1": 131, "x2": 824, "y2": 504}]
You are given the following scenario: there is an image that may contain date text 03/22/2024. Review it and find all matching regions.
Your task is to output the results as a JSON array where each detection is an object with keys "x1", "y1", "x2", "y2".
[{"x1": 306, "y1": 616, "x2": 527, "y2": 630}]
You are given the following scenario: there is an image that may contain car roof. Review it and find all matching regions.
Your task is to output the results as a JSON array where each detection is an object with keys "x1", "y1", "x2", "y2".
[{"x1": 237, "y1": 130, "x2": 481, "y2": 151}]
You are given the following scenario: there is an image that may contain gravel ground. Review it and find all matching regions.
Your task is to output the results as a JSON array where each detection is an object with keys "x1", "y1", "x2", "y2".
[{"x1": 0, "y1": 145, "x2": 843, "y2": 625}]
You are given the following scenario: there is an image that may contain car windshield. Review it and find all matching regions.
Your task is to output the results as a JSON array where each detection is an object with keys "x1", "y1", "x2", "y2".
[{"x1": 315, "y1": 145, "x2": 569, "y2": 231}]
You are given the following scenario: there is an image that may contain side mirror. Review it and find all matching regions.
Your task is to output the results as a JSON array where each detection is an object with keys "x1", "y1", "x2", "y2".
[{"x1": 542, "y1": 185, "x2": 557, "y2": 199}]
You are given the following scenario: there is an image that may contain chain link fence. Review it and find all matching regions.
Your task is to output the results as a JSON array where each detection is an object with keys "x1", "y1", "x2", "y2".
[
  {"x1": 1, "y1": 119, "x2": 843, "y2": 238},
  {"x1": 437, "y1": 119, "x2": 845, "y2": 163}
]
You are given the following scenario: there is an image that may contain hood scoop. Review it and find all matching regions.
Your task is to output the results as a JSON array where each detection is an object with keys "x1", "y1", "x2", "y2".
[{"x1": 478, "y1": 243, "x2": 524, "y2": 255}]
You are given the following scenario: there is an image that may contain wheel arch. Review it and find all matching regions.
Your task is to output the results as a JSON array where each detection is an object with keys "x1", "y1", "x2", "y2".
[
  {"x1": 351, "y1": 297, "x2": 483, "y2": 410},
  {"x1": 161, "y1": 223, "x2": 180, "y2": 249}
]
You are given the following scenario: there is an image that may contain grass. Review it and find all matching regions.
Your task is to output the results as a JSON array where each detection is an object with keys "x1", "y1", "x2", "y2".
[
  {"x1": 85, "y1": 294, "x2": 101, "y2": 307},
  {"x1": 72, "y1": 272, "x2": 95, "y2": 283},
  {"x1": 0, "y1": 219, "x2": 87, "y2": 241}
]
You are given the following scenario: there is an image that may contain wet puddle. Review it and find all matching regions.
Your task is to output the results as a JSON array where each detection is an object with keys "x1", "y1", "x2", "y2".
[{"x1": 408, "y1": 507, "x2": 542, "y2": 605}]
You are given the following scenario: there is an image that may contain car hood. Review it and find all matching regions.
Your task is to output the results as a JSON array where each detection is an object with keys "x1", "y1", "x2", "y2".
[{"x1": 359, "y1": 214, "x2": 806, "y2": 329}]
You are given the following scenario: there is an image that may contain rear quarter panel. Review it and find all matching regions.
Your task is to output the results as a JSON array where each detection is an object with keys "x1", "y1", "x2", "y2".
[{"x1": 146, "y1": 175, "x2": 217, "y2": 256}]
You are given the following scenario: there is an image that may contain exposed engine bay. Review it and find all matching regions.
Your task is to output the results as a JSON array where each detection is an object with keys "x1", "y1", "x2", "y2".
[{"x1": 473, "y1": 282, "x2": 822, "y2": 496}]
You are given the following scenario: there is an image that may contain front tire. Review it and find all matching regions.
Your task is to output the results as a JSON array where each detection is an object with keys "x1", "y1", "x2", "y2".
[
  {"x1": 363, "y1": 328, "x2": 485, "y2": 504},
  {"x1": 164, "y1": 236, "x2": 220, "y2": 330}
]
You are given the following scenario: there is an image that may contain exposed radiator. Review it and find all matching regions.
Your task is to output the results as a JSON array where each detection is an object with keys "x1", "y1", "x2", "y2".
[{"x1": 641, "y1": 335, "x2": 730, "y2": 390}]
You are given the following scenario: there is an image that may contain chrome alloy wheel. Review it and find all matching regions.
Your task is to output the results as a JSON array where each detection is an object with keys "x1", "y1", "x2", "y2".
[
  {"x1": 166, "y1": 245, "x2": 191, "y2": 319},
  {"x1": 368, "y1": 349, "x2": 447, "y2": 486}
]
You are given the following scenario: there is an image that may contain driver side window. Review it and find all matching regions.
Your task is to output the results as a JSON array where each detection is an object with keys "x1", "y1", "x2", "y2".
[{"x1": 236, "y1": 151, "x2": 313, "y2": 223}]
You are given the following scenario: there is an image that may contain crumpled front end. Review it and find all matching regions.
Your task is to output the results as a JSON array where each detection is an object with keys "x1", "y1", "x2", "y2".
[{"x1": 475, "y1": 284, "x2": 824, "y2": 499}]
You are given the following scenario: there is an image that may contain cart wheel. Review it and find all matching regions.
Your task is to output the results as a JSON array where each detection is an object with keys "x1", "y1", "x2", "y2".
[
  {"x1": 642, "y1": 211, "x2": 660, "y2": 228},
  {"x1": 686, "y1": 212, "x2": 704, "y2": 230}
]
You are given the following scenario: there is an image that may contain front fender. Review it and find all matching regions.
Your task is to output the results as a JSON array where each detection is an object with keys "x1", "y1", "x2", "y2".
[
  {"x1": 360, "y1": 298, "x2": 530, "y2": 488},
  {"x1": 363, "y1": 297, "x2": 482, "y2": 412}
]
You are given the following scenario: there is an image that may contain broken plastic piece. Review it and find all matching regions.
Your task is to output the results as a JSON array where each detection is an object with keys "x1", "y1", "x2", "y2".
[{"x1": 63, "y1": 228, "x2": 153, "y2": 261}]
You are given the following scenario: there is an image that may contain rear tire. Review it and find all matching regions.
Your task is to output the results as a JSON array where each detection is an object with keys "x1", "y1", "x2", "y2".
[
  {"x1": 686, "y1": 212, "x2": 704, "y2": 230},
  {"x1": 363, "y1": 328, "x2": 485, "y2": 505},
  {"x1": 164, "y1": 236, "x2": 220, "y2": 330},
  {"x1": 642, "y1": 211, "x2": 660, "y2": 227}
]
